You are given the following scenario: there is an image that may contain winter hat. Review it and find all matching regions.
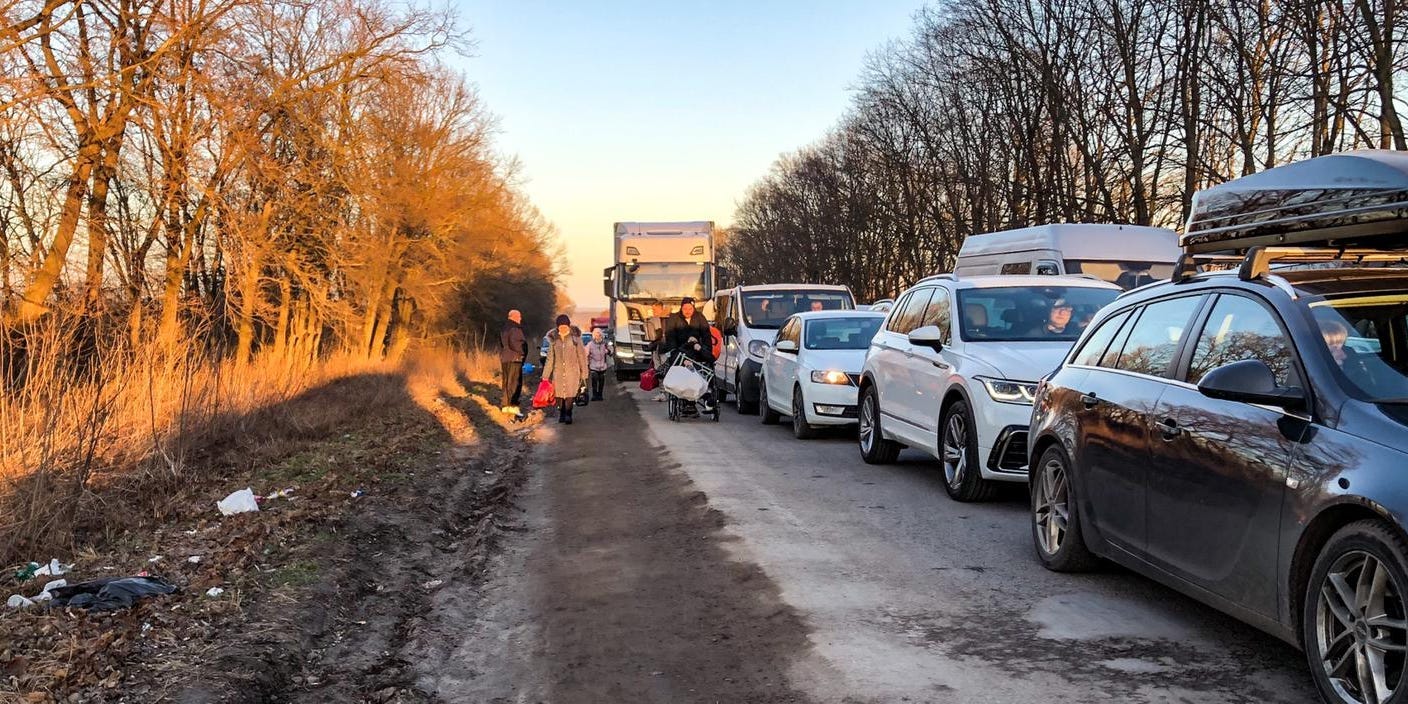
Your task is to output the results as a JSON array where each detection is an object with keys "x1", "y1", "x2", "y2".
[
  {"x1": 555, "y1": 314, "x2": 571, "y2": 326},
  {"x1": 680, "y1": 297, "x2": 696, "y2": 306}
]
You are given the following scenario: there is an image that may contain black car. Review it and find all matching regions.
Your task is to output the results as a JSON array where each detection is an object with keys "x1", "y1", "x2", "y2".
[{"x1": 1028, "y1": 150, "x2": 1408, "y2": 704}]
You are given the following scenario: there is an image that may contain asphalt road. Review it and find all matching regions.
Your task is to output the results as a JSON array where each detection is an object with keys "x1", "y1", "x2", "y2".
[{"x1": 629, "y1": 385, "x2": 1319, "y2": 704}]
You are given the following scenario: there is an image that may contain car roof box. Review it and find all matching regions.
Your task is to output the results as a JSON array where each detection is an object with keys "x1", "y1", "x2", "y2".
[{"x1": 1183, "y1": 150, "x2": 1408, "y2": 254}]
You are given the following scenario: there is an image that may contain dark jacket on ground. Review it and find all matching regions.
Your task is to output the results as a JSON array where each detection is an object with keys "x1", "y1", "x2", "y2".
[
  {"x1": 666, "y1": 310, "x2": 714, "y2": 363},
  {"x1": 499, "y1": 321, "x2": 528, "y2": 363}
]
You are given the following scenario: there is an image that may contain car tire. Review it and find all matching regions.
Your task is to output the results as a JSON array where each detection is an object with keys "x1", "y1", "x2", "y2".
[
  {"x1": 1030, "y1": 444, "x2": 1098, "y2": 572},
  {"x1": 735, "y1": 371, "x2": 758, "y2": 415},
  {"x1": 858, "y1": 385, "x2": 901, "y2": 464},
  {"x1": 1302, "y1": 519, "x2": 1408, "y2": 704},
  {"x1": 939, "y1": 399, "x2": 998, "y2": 502},
  {"x1": 792, "y1": 386, "x2": 819, "y2": 439},
  {"x1": 759, "y1": 377, "x2": 781, "y2": 425}
]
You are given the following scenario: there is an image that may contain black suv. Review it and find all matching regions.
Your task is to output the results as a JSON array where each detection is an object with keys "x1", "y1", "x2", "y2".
[{"x1": 1029, "y1": 150, "x2": 1408, "y2": 704}]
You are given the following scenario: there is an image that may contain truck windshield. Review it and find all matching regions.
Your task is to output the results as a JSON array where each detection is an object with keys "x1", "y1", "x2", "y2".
[
  {"x1": 1063, "y1": 260, "x2": 1175, "y2": 290},
  {"x1": 743, "y1": 290, "x2": 854, "y2": 329},
  {"x1": 619, "y1": 263, "x2": 707, "y2": 301}
]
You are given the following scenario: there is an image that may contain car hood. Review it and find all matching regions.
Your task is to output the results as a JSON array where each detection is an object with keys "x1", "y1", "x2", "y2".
[
  {"x1": 965, "y1": 341, "x2": 1073, "y2": 381},
  {"x1": 801, "y1": 348, "x2": 868, "y2": 372}
]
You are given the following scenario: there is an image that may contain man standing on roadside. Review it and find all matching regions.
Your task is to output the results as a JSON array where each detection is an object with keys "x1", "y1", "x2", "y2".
[{"x1": 499, "y1": 309, "x2": 528, "y2": 415}]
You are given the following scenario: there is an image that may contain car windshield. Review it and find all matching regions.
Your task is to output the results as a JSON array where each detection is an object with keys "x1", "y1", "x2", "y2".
[
  {"x1": 1063, "y1": 260, "x2": 1175, "y2": 290},
  {"x1": 805, "y1": 317, "x2": 883, "y2": 350},
  {"x1": 956, "y1": 286, "x2": 1120, "y2": 341},
  {"x1": 619, "y1": 262, "x2": 707, "y2": 301},
  {"x1": 742, "y1": 290, "x2": 854, "y2": 329},
  {"x1": 1305, "y1": 292, "x2": 1408, "y2": 402}
]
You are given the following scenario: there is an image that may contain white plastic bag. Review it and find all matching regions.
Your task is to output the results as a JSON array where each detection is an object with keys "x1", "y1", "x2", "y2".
[
  {"x1": 217, "y1": 488, "x2": 260, "y2": 516},
  {"x1": 662, "y1": 366, "x2": 708, "y2": 401}
]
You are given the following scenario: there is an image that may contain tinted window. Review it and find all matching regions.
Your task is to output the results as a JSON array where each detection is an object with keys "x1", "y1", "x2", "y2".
[
  {"x1": 1186, "y1": 295, "x2": 1296, "y2": 386},
  {"x1": 919, "y1": 287, "x2": 953, "y2": 344},
  {"x1": 1112, "y1": 296, "x2": 1204, "y2": 377},
  {"x1": 884, "y1": 293, "x2": 912, "y2": 333},
  {"x1": 805, "y1": 317, "x2": 885, "y2": 350},
  {"x1": 890, "y1": 288, "x2": 934, "y2": 335},
  {"x1": 1071, "y1": 310, "x2": 1132, "y2": 367},
  {"x1": 1001, "y1": 262, "x2": 1032, "y2": 274}
]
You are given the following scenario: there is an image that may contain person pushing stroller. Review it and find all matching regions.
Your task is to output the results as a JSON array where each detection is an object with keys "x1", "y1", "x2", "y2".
[{"x1": 662, "y1": 297, "x2": 716, "y2": 414}]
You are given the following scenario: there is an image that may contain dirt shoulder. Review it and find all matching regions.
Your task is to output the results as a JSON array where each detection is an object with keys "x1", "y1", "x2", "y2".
[{"x1": 441, "y1": 383, "x2": 816, "y2": 703}]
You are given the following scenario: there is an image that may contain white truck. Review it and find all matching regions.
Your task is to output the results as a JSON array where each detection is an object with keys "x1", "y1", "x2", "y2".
[
  {"x1": 951, "y1": 223, "x2": 1181, "y2": 290},
  {"x1": 602, "y1": 221, "x2": 718, "y2": 379}
]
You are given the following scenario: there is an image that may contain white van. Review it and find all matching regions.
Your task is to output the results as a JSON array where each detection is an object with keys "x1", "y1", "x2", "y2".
[
  {"x1": 952, "y1": 224, "x2": 1180, "y2": 290},
  {"x1": 712, "y1": 284, "x2": 856, "y2": 414}
]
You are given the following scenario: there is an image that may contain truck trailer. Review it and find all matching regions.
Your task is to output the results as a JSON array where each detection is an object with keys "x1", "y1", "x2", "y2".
[{"x1": 602, "y1": 221, "x2": 718, "y2": 379}]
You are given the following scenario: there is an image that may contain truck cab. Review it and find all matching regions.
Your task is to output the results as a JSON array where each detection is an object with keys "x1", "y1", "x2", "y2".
[{"x1": 602, "y1": 221, "x2": 718, "y2": 377}]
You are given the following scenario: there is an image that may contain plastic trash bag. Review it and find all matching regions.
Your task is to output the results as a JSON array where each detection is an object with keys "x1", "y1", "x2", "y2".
[
  {"x1": 49, "y1": 576, "x2": 178, "y2": 611},
  {"x1": 531, "y1": 380, "x2": 555, "y2": 408},
  {"x1": 522, "y1": 362, "x2": 536, "y2": 375},
  {"x1": 217, "y1": 488, "x2": 260, "y2": 515},
  {"x1": 662, "y1": 366, "x2": 708, "y2": 401}
]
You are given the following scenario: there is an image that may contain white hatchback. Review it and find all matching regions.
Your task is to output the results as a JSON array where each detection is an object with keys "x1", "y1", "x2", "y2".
[
  {"x1": 857, "y1": 274, "x2": 1120, "y2": 501},
  {"x1": 759, "y1": 311, "x2": 887, "y2": 439}
]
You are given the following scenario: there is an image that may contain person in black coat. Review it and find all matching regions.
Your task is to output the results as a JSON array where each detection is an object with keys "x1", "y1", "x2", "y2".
[
  {"x1": 665, "y1": 297, "x2": 713, "y2": 364},
  {"x1": 498, "y1": 309, "x2": 528, "y2": 414}
]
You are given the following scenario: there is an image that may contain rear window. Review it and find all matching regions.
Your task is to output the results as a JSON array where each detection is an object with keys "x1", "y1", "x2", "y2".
[{"x1": 805, "y1": 317, "x2": 884, "y2": 350}]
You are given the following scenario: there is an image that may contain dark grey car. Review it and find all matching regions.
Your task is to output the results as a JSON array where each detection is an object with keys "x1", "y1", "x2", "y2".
[{"x1": 1028, "y1": 151, "x2": 1408, "y2": 704}]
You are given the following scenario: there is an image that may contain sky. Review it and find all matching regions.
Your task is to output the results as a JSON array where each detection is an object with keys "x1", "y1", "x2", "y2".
[{"x1": 448, "y1": 1, "x2": 929, "y2": 313}]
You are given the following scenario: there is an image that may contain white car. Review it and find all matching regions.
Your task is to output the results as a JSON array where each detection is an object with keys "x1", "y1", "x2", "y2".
[
  {"x1": 857, "y1": 274, "x2": 1120, "y2": 501},
  {"x1": 758, "y1": 311, "x2": 887, "y2": 439}
]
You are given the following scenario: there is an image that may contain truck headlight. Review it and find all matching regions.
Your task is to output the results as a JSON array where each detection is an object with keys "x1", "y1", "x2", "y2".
[
  {"x1": 747, "y1": 340, "x2": 770, "y2": 359},
  {"x1": 810, "y1": 370, "x2": 853, "y2": 386},
  {"x1": 976, "y1": 376, "x2": 1037, "y2": 405}
]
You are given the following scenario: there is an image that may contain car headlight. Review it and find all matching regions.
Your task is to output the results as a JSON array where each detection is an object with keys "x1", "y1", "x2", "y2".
[
  {"x1": 747, "y1": 340, "x2": 770, "y2": 359},
  {"x1": 810, "y1": 370, "x2": 853, "y2": 386},
  {"x1": 976, "y1": 376, "x2": 1037, "y2": 404}
]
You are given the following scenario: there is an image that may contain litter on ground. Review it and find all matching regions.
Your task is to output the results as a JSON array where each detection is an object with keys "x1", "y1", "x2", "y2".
[
  {"x1": 217, "y1": 488, "x2": 260, "y2": 515},
  {"x1": 49, "y1": 576, "x2": 178, "y2": 611}
]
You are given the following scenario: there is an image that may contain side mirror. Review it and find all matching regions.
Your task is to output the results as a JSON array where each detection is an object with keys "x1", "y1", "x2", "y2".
[
  {"x1": 724, "y1": 317, "x2": 737, "y2": 336},
  {"x1": 908, "y1": 325, "x2": 945, "y2": 351},
  {"x1": 774, "y1": 340, "x2": 799, "y2": 354},
  {"x1": 1197, "y1": 359, "x2": 1305, "y2": 409},
  {"x1": 602, "y1": 266, "x2": 615, "y2": 298}
]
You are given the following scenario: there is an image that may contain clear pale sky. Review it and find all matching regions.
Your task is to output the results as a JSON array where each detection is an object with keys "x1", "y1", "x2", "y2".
[{"x1": 448, "y1": 1, "x2": 928, "y2": 313}]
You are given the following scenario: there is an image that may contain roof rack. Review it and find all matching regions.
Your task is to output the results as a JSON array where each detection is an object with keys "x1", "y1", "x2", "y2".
[
  {"x1": 1171, "y1": 246, "x2": 1408, "y2": 282},
  {"x1": 916, "y1": 273, "x2": 957, "y2": 284}
]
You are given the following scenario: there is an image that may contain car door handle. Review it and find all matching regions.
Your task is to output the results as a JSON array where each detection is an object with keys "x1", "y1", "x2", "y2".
[
  {"x1": 1080, "y1": 392, "x2": 1099, "y2": 409},
  {"x1": 1155, "y1": 418, "x2": 1182, "y2": 440},
  {"x1": 932, "y1": 360, "x2": 950, "y2": 370}
]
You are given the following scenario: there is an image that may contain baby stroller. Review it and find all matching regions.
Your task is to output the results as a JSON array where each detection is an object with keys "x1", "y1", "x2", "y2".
[{"x1": 660, "y1": 351, "x2": 720, "y2": 422}]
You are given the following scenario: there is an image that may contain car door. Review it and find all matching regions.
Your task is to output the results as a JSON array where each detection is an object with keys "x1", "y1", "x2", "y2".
[
  {"x1": 907, "y1": 286, "x2": 956, "y2": 439},
  {"x1": 1144, "y1": 292, "x2": 1306, "y2": 617},
  {"x1": 887, "y1": 288, "x2": 936, "y2": 443},
  {"x1": 721, "y1": 294, "x2": 742, "y2": 388},
  {"x1": 765, "y1": 317, "x2": 801, "y2": 408},
  {"x1": 1075, "y1": 294, "x2": 1207, "y2": 556},
  {"x1": 869, "y1": 291, "x2": 914, "y2": 426}
]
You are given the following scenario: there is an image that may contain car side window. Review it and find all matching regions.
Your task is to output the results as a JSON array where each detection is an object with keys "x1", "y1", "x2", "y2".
[
  {"x1": 919, "y1": 287, "x2": 953, "y2": 344},
  {"x1": 1001, "y1": 262, "x2": 1031, "y2": 274},
  {"x1": 1186, "y1": 294, "x2": 1297, "y2": 386},
  {"x1": 1071, "y1": 310, "x2": 1133, "y2": 367},
  {"x1": 884, "y1": 293, "x2": 912, "y2": 333},
  {"x1": 1111, "y1": 295, "x2": 1205, "y2": 377},
  {"x1": 714, "y1": 294, "x2": 731, "y2": 326},
  {"x1": 890, "y1": 288, "x2": 934, "y2": 335}
]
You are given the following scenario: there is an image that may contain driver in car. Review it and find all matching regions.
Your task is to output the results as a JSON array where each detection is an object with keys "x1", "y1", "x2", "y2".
[{"x1": 1027, "y1": 298, "x2": 1075, "y2": 337}]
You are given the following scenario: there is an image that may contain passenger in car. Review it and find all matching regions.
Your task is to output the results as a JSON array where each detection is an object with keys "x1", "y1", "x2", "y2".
[
  {"x1": 964, "y1": 303, "x2": 988, "y2": 335},
  {"x1": 1319, "y1": 319, "x2": 1349, "y2": 367}
]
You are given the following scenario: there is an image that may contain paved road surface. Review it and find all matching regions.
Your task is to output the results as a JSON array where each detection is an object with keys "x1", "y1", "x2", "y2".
[
  {"x1": 445, "y1": 381, "x2": 1319, "y2": 703},
  {"x1": 630, "y1": 385, "x2": 1317, "y2": 703}
]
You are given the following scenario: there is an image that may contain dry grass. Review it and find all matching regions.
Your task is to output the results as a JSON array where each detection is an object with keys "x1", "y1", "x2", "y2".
[{"x1": 0, "y1": 317, "x2": 495, "y2": 567}]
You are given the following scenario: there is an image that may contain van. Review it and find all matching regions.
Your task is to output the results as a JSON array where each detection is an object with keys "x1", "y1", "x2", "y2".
[
  {"x1": 952, "y1": 224, "x2": 1180, "y2": 290},
  {"x1": 712, "y1": 284, "x2": 856, "y2": 413}
]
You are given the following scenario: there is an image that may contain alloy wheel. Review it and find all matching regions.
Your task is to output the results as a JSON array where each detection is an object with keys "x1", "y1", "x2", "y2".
[
  {"x1": 1033, "y1": 457, "x2": 1069, "y2": 556},
  {"x1": 942, "y1": 413, "x2": 968, "y2": 487},
  {"x1": 1316, "y1": 550, "x2": 1408, "y2": 704},
  {"x1": 859, "y1": 393, "x2": 875, "y2": 454}
]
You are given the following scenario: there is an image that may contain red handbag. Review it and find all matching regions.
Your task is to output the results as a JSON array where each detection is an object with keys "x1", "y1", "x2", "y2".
[
  {"x1": 532, "y1": 379, "x2": 555, "y2": 408},
  {"x1": 639, "y1": 367, "x2": 658, "y2": 391}
]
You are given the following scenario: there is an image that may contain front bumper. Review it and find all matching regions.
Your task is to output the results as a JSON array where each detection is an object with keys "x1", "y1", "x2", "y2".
[
  {"x1": 614, "y1": 344, "x2": 653, "y2": 371},
  {"x1": 803, "y1": 381, "x2": 860, "y2": 426},
  {"x1": 972, "y1": 396, "x2": 1033, "y2": 482}
]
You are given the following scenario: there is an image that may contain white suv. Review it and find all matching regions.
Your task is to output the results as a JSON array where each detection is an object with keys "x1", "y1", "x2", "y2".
[{"x1": 857, "y1": 274, "x2": 1120, "y2": 501}]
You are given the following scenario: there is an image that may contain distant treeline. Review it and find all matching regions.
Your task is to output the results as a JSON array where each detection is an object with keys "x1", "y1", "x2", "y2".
[
  {"x1": 723, "y1": 0, "x2": 1407, "y2": 301},
  {"x1": 1, "y1": 0, "x2": 561, "y2": 362}
]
